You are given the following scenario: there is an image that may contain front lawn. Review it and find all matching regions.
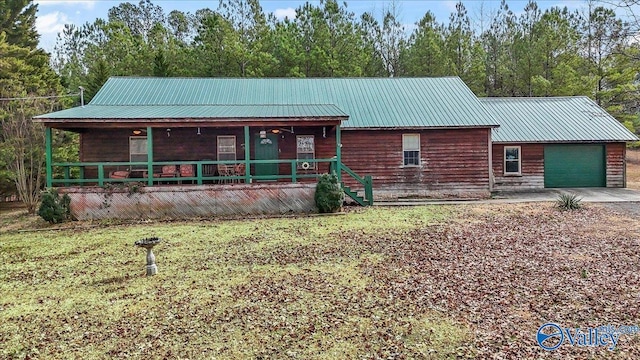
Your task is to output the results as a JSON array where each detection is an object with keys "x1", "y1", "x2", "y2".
[{"x1": 1, "y1": 204, "x2": 639, "y2": 359}]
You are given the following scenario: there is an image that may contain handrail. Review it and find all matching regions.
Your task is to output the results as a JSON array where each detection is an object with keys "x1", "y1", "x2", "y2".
[
  {"x1": 340, "y1": 163, "x2": 366, "y2": 184},
  {"x1": 49, "y1": 158, "x2": 338, "y2": 186},
  {"x1": 331, "y1": 162, "x2": 373, "y2": 206}
]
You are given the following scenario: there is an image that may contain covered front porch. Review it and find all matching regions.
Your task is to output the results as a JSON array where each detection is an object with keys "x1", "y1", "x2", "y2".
[
  {"x1": 37, "y1": 108, "x2": 372, "y2": 218},
  {"x1": 45, "y1": 124, "x2": 345, "y2": 187}
]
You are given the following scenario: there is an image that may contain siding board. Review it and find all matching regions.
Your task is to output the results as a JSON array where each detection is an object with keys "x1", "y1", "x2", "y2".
[
  {"x1": 493, "y1": 142, "x2": 628, "y2": 190},
  {"x1": 341, "y1": 128, "x2": 491, "y2": 198},
  {"x1": 492, "y1": 144, "x2": 544, "y2": 190},
  {"x1": 607, "y1": 143, "x2": 626, "y2": 188}
]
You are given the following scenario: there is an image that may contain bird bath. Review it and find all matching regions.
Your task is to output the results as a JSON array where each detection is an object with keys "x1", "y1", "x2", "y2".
[{"x1": 135, "y1": 237, "x2": 161, "y2": 276}]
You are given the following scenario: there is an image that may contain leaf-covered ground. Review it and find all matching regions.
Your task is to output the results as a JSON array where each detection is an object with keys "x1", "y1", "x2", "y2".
[{"x1": 1, "y1": 203, "x2": 639, "y2": 359}]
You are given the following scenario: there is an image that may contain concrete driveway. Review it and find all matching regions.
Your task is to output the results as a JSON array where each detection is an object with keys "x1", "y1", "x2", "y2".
[
  {"x1": 492, "y1": 188, "x2": 640, "y2": 203},
  {"x1": 374, "y1": 188, "x2": 640, "y2": 206}
]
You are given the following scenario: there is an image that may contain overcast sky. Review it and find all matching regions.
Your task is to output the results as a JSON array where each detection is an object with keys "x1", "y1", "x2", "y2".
[{"x1": 34, "y1": 0, "x2": 592, "y2": 52}]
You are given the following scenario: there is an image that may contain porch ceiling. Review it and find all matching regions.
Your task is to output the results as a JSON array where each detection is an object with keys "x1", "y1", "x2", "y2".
[{"x1": 34, "y1": 104, "x2": 348, "y2": 127}]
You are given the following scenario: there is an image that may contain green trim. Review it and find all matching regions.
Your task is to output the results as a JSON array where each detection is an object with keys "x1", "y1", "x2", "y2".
[
  {"x1": 49, "y1": 159, "x2": 335, "y2": 186},
  {"x1": 45, "y1": 127, "x2": 53, "y2": 187},
  {"x1": 336, "y1": 125, "x2": 342, "y2": 182},
  {"x1": 339, "y1": 162, "x2": 374, "y2": 206},
  {"x1": 244, "y1": 126, "x2": 250, "y2": 183},
  {"x1": 146, "y1": 126, "x2": 153, "y2": 186},
  {"x1": 97, "y1": 164, "x2": 104, "y2": 186}
]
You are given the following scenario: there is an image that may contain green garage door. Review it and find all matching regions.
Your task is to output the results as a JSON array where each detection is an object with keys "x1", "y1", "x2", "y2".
[{"x1": 544, "y1": 144, "x2": 606, "y2": 188}]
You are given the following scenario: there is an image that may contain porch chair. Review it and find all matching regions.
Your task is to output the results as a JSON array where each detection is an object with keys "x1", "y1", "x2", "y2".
[
  {"x1": 154, "y1": 165, "x2": 178, "y2": 184},
  {"x1": 217, "y1": 164, "x2": 233, "y2": 184},
  {"x1": 179, "y1": 164, "x2": 195, "y2": 184},
  {"x1": 233, "y1": 163, "x2": 246, "y2": 183},
  {"x1": 109, "y1": 170, "x2": 130, "y2": 179}
]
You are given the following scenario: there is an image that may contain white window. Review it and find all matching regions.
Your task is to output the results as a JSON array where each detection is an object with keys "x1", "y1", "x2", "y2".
[
  {"x1": 403, "y1": 134, "x2": 420, "y2": 166},
  {"x1": 217, "y1": 136, "x2": 236, "y2": 161},
  {"x1": 129, "y1": 136, "x2": 147, "y2": 169},
  {"x1": 296, "y1": 135, "x2": 316, "y2": 169},
  {"x1": 504, "y1": 146, "x2": 521, "y2": 175}
]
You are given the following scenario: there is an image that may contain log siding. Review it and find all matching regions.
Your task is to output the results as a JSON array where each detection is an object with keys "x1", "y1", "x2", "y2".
[
  {"x1": 341, "y1": 128, "x2": 492, "y2": 199},
  {"x1": 492, "y1": 144, "x2": 544, "y2": 190},
  {"x1": 492, "y1": 142, "x2": 628, "y2": 190}
]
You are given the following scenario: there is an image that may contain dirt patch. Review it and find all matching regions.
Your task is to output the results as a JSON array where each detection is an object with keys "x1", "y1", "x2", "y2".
[{"x1": 627, "y1": 150, "x2": 640, "y2": 190}]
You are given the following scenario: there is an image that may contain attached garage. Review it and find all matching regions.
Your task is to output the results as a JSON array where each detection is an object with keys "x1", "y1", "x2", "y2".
[
  {"x1": 482, "y1": 97, "x2": 638, "y2": 191},
  {"x1": 543, "y1": 144, "x2": 605, "y2": 188}
]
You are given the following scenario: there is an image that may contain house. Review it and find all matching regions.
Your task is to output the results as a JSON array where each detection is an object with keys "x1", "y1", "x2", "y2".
[
  {"x1": 34, "y1": 77, "x2": 637, "y2": 219},
  {"x1": 481, "y1": 97, "x2": 638, "y2": 190}
]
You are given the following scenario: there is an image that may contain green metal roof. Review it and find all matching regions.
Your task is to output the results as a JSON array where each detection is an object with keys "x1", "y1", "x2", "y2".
[
  {"x1": 35, "y1": 77, "x2": 499, "y2": 129},
  {"x1": 35, "y1": 104, "x2": 347, "y2": 120},
  {"x1": 481, "y1": 97, "x2": 639, "y2": 143}
]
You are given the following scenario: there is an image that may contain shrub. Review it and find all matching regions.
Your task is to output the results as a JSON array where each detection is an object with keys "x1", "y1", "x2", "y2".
[
  {"x1": 556, "y1": 193, "x2": 582, "y2": 211},
  {"x1": 38, "y1": 188, "x2": 72, "y2": 224},
  {"x1": 315, "y1": 173, "x2": 344, "y2": 213}
]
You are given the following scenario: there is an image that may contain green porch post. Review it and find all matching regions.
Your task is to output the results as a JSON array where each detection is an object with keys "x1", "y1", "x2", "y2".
[
  {"x1": 244, "y1": 126, "x2": 250, "y2": 183},
  {"x1": 45, "y1": 127, "x2": 53, "y2": 187},
  {"x1": 146, "y1": 126, "x2": 153, "y2": 186},
  {"x1": 336, "y1": 124, "x2": 342, "y2": 182}
]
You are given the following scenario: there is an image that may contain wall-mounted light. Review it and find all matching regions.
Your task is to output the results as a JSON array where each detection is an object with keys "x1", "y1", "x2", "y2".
[
  {"x1": 166, "y1": 128, "x2": 171, "y2": 137},
  {"x1": 197, "y1": 127, "x2": 201, "y2": 135},
  {"x1": 322, "y1": 126, "x2": 326, "y2": 138},
  {"x1": 133, "y1": 129, "x2": 143, "y2": 135},
  {"x1": 260, "y1": 130, "x2": 267, "y2": 138},
  {"x1": 270, "y1": 127, "x2": 294, "y2": 134}
]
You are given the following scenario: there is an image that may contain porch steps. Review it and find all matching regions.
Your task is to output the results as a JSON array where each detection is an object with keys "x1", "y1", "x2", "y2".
[{"x1": 342, "y1": 184, "x2": 369, "y2": 207}]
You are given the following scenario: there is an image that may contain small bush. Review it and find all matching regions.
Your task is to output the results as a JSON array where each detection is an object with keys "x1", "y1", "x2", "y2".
[
  {"x1": 38, "y1": 188, "x2": 72, "y2": 224},
  {"x1": 556, "y1": 193, "x2": 582, "y2": 211},
  {"x1": 315, "y1": 173, "x2": 344, "y2": 213}
]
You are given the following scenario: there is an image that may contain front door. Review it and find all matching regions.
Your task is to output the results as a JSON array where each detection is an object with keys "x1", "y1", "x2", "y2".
[{"x1": 254, "y1": 134, "x2": 279, "y2": 179}]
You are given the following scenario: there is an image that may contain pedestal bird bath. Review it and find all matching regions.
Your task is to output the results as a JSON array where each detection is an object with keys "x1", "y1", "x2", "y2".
[{"x1": 135, "y1": 237, "x2": 161, "y2": 276}]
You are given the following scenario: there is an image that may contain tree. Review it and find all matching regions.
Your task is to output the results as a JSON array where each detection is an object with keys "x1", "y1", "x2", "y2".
[
  {"x1": 445, "y1": 2, "x2": 485, "y2": 94},
  {"x1": 361, "y1": 2, "x2": 407, "y2": 77},
  {"x1": 402, "y1": 11, "x2": 448, "y2": 76},
  {"x1": 0, "y1": 32, "x2": 65, "y2": 212},
  {"x1": 0, "y1": 0, "x2": 39, "y2": 48},
  {"x1": 85, "y1": 58, "x2": 110, "y2": 102}
]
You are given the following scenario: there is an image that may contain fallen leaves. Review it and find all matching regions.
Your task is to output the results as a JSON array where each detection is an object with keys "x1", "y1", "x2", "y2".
[{"x1": 1, "y1": 203, "x2": 639, "y2": 358}]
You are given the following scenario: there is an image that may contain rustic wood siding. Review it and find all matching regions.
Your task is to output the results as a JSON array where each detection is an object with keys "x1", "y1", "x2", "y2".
[
  {"x1": 492, "y1": 144, "x2": 544, "y2": 190},
  {"x1": 606, "y1": 143, "x2": 626, "y2": 188},
  {"x1": 79, "y1": 126, "x2": 336, "y2": 180},
  {"x1": 341, "y1": 128, "x2": 491, "y2": 197},
  {"x1": 493, "y1": 142, "x2": 628, "y2": 190}
]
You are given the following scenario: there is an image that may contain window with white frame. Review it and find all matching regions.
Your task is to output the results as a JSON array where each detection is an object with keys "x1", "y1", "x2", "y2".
[
  {"x1": 129, "y1": 136, "x2": 147, "y2": 169},
  {"x1": 403, "y1": 134, "x2": 420, "y2": 166},
  {"x1": 217, "y1": 136, "x2": 236, "y2": 161},
  {"x1": 296, "y1": 135, "x2": 316, "y2": 169},
  {"x1": 504, "y1": 146, "x2": 521, "y2": 175}
]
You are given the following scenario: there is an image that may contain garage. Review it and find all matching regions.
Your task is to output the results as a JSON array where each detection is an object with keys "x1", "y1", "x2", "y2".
[{"x1": 544, "y1": 144, "x2": 606, "y2": 188}]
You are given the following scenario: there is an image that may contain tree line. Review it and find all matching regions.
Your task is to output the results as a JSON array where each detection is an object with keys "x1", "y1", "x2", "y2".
[
  {"x1": 1, "y1": 0, "x2": 640, "y2": 210},
  {"x1": 54, "y1": 0, "x2": 640, "y2": 131}
]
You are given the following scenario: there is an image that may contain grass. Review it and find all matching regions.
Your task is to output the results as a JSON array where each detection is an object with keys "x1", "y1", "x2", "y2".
[
  {"x1": 3, "y1": 203, "x2": 640, "y2": 359},
  {"x1": 0, "y1": 206, "x2": 468, "y2": 359}
]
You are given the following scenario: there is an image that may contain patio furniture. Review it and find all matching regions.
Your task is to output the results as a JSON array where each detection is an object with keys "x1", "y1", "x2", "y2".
[
  {"x1": 233, "y1": 163, "x2": 246, "y2": 183},
  {"x1": 179, "y1": 164, "x2": 195, "y2": 184},
  {"x1": 153, "y1": 165, "x2": 178, "y2": 184},
  {"x1": 217, "y1": 164, "x2": 233, "y2": 183},
  {"x1": 109, "y1": 170, "x2": 130, "y2": 179}
]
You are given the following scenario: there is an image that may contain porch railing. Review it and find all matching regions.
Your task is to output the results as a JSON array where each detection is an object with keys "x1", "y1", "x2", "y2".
[
  {"x1": 330, "y1": 162, "x2": 374, "y2": 206},
  {"x1": 50, "y1": 158, "x2": 338, "y2": 187}
]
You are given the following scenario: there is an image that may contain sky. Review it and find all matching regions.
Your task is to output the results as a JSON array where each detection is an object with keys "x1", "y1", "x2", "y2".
[{"x1": 33, "y1": 0, "x2": 594, "y2": 52}]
